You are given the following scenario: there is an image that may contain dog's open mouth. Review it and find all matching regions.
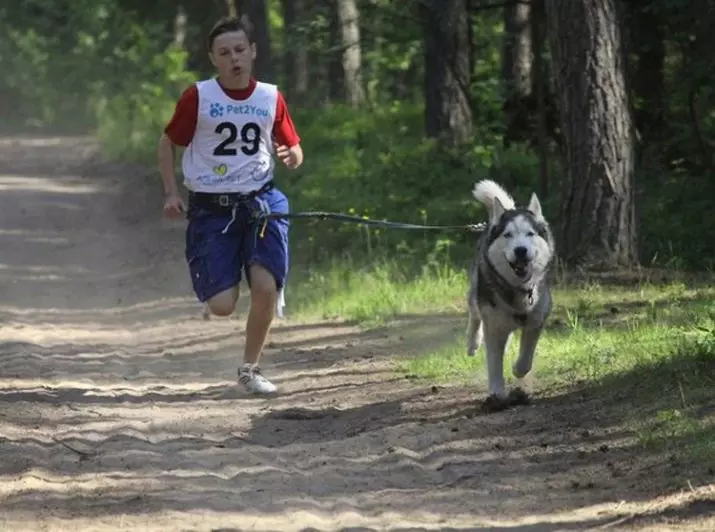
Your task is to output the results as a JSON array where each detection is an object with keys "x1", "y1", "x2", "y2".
[{"x1": 509, "y1": 261, "x2": 532, "y2": 280}]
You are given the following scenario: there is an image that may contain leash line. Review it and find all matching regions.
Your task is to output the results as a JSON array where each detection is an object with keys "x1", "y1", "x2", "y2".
[{"x1": 259, "y1": 211, "x2": 487, "y2": 233}]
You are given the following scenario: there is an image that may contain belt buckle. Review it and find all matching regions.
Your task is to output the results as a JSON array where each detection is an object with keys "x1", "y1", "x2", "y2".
[{"x1": 218, "y1": 195, "x2": 230, "y2": 207}]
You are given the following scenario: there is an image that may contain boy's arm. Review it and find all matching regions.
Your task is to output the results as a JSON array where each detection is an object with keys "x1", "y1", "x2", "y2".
[
  {"x1": 158, "y1": 85, "x2": 198, "y2": 197},
  {"x1": 273, "y1": 91, "x2": 303, "y2": 169},
  {"x1": 157, "y1": 134, "x2": 180, "y2": 197}
]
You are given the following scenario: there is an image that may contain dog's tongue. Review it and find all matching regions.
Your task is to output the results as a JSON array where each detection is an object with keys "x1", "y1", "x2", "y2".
[{"x1": 511, "y1": 261, "x2": 530, "y2": 278}]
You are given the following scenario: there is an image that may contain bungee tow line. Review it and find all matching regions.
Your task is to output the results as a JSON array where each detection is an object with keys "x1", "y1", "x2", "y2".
[{"x1": 257, "y1": 210, "x2": 488, "y2": 234}]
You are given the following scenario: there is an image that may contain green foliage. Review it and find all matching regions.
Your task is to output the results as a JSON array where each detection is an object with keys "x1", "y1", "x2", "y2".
[
  {"x1": 0, "y1": 0, "x2": 109, "y2": 130},
  {"x1": 627, "y1": 0, "x2": 715, "y2": 269},
  {"x1": 637, "y1": 167, "x2": 715, "y2": 270},
  {"x1": 0, "y1": 0, "x2": 192, "y2": 135},
  {"x1": 92, "y1": 39, "x2": 198, "y2": 161},
  {"x1": 2, "y1": 0, "x2": 714, "y2": 270},
  {"x1": 277, "y1": 103, "x2": 562, "y2": 270}
]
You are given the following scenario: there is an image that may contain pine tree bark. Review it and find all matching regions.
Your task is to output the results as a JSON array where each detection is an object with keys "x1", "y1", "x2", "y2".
[
  {"x1": 280, "y1": 0, "x2": 309, "y2": 104},
  {"x1": 546, "y1": 0, "x2": 638, "y2": 269},
  {"x1": 173, "y1": 4, "x2": 188, "y2": 49},
  {"x1": 502, "y1": 0, "x2": 533, "y2": 147},
  {"x1": 336, "y1": 0, "x2": 365, "y2": 107},
  {"x1": 531, "y1": 0, "x2": 549, "y2": 198},
  {"x1": 327, "y1": 1, "x2": 344, "y2": 102},
  {"x1": 422, "y1": 0, "x2": 473, "y2": 146}
]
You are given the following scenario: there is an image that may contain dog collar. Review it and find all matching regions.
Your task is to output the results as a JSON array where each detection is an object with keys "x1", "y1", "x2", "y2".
[{"x1": 482, "y1": 258, "x2": 536, "y2": 309}]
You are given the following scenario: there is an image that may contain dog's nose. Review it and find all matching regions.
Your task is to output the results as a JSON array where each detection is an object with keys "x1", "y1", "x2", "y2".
[{"x1": 514, "y1": 246, "x2": 528, "y2": 259}]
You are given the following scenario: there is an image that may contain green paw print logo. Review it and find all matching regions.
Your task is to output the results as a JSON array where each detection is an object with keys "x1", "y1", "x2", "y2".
[
  {"x1": 209, "y1": 102, "x2": 224, "y2": 117},
  {"x1": 213, "y1": 163, "x2": 228, "y2": 176}
]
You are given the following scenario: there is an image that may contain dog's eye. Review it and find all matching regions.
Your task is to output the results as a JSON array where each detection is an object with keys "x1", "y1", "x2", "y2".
[
  {"x1": 527, "y1": 231, "x2": 535, "y2": 237},
  {"x1": 503, "y1": 232, "x2": 513, "y2": 238}
]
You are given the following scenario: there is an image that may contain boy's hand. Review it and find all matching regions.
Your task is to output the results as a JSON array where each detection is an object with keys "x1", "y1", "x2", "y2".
[
  {"x1": 163, "y1": 193, "x2": 185, "y2": 219},
  {"x1": 275, "y1": 143, "x2": 303, "y2": 169}
]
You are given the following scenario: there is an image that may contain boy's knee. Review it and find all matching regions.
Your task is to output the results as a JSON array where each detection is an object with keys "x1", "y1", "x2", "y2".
[
  {"x1": 207, "y1": 287, "x2": 239, "y2": 316},
  {"x1": 248, "y1": 264, "x2": 278, "y2": 301}
]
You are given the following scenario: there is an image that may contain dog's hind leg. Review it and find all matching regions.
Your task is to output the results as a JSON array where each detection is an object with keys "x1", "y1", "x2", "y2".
[
  {"x1": 465, "y1": 293, "x2": 483, "y2": 356},
  {"x1": 509, "y1": 324, "x2": 544, "y2": 406}
]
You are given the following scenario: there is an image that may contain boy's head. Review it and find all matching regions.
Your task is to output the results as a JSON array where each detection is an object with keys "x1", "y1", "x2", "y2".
[{"x1": 207, "y1": 16, "x2": 256, "y2": 83}]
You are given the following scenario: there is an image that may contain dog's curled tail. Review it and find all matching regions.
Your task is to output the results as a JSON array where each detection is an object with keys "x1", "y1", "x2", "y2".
[{"x1": 472, "y1": 179, "x2": 516, "y2": 212}]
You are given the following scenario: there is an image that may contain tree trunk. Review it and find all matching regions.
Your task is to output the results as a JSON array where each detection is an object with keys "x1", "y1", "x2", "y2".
[
  {"x1": 336, "y1": 0, "x2": 365, "y2": 107},
  {"x1": 232, "y1": 0, "x2": 273, "y2": 82},
  {"x1": 173, "y1": 4, "x2": 188, "y2": 49},
  {"x1": 280, "y1": 0, "x2": 309, "y2": 104},
  {"x1": 546, "y1": 0, "x2": 638, "y2": 268},
  {"x1": 531, "y1": 0, "x2": 549, "y2": 198},
  {"x1": 501, "y1": 0, "x2": 533, "y2": 147},
  {"x1": 625, "y1": 0, "x2": 666, "y2": 144},
  {"x1": 327, "y1": 1, "x2": 344, "y2": 102},
  {"x1": 422, "y1": 0, "x2": 473, "y2": 146}
]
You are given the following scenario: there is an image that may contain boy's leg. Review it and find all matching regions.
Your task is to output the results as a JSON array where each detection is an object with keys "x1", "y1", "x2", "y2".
[
  {"x1": 185, "y1": 208, "x2": 243, "y2": 315},
  {"x1": 243, "y1": 264, "x2": 278, "y2": 366},
  {"x1": 206, "y1": 286, "x2": 239, "y2": 317},
  {"x1": 237, "y1": 188, "x2": 290, "y2": 394}
]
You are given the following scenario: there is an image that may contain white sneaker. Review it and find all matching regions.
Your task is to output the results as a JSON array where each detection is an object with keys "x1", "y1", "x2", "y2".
[{"x1": 238, "y1": 365, "x2": 277, "y2": 395}]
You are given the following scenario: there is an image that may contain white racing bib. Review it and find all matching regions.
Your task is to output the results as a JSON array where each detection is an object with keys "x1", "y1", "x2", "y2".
[{"x1": 182, "y1": 78, "x2": 278, "y2": 193}]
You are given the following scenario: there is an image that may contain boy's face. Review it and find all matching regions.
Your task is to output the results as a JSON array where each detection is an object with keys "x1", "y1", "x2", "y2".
[{"x1": 209, "y1": 30, "x2": 256, "y2": 83}]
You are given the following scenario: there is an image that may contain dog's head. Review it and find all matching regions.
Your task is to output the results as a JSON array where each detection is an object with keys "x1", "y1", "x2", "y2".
[{"x1": 485, "y1": 192, "x2": 554, "y2": 286}]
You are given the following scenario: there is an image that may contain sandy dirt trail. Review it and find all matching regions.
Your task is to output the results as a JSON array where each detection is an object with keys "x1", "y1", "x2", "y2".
[{"x1": 0, "y1": 136, "x2": 713, "y2": 531}]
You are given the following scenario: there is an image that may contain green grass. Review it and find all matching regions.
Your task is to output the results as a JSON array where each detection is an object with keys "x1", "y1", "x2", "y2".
[
  {"x1": 287, "y1": 259, "x2": 715, "y2": 468},
  {"x1": 287, "y1": 259, "x2": 467, "y2": 326},
  {"x1": 288, "y1": 260, "x2": 715, "y2": 390}
]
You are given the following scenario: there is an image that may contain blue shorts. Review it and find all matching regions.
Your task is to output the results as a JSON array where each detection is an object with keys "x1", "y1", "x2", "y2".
[{"x1": 184, "y1": 186, "x2": 290, "y2": 302}]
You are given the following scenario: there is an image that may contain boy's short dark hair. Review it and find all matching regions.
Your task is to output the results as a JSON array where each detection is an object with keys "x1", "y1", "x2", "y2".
[{"x1": 208, "y1": 15, "x2": 255, "y2": 50}]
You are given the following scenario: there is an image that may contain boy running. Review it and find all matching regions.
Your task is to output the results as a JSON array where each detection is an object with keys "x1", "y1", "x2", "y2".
[{"x1": 157, "y1": 15, "x2": 303, "y2": 395}]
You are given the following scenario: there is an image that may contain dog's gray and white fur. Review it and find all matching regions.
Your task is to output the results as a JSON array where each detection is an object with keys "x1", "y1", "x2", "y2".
[{"x1": 466, "y1": 179, "x2": 555, "y2": 412}]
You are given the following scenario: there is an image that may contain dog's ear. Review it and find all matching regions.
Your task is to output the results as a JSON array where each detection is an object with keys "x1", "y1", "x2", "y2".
[
  {"x1": 491, "y1": 196, "x2": 506, "y2": 225},
  {"x1": 527, "y1": 192, "x2": 543, "y2": 220}
]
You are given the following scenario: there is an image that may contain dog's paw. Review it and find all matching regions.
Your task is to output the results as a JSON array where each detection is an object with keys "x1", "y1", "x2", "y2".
[
  {"x1": 481, "y1": 394, "x2": 511, "y2": 413},
  {"x1": 466, "y1": 341, "x2": 482, "y2": 357},
  {"x1": 508, "y1": 387, "x2": 531, "y2": 406}
]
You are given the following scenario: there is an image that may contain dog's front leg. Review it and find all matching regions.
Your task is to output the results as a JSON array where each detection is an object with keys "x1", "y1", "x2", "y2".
[
  {"x1": 509, "y1": 323, "x2": 544, "y2": 406},
  {"x1": 481, "y1": 318, "x2": 511, "y2": 413},
  {"x1": 513, "y1": 324, "x2": 543, "y2": 379}
]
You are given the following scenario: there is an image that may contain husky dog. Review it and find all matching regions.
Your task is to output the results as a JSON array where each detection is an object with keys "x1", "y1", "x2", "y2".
[{"x1": 466, "y1": 180, "x2": 555, "y2": 413}]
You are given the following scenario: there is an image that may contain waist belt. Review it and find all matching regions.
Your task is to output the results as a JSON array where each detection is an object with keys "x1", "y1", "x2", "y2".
[{"x1": 189, "y1": 181, "x2": 274, "y2": 210}]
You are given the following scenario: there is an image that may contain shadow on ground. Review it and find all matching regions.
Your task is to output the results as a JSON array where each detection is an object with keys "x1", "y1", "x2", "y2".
[{"x1": 1, "y1": 349, "x2": 713, "y2": 525}]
